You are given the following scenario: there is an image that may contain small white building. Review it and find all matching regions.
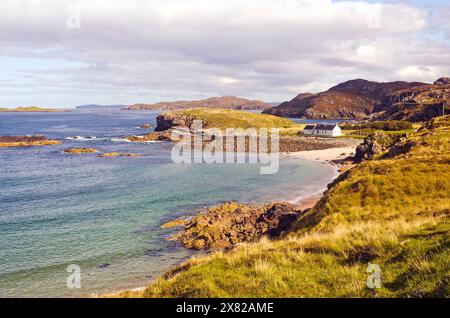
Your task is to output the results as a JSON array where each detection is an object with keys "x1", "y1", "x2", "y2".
[{"x1": 303, "y1": 124, "x2": 342, "y2": 137}]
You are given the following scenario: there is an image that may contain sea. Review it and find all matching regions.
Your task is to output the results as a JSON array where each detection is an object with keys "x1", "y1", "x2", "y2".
[{"x1": 0, "y1": 110, "x2": 338, "y2": 297}]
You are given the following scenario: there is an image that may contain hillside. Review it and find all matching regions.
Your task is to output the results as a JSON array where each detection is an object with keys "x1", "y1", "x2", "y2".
[
  {"x1": 116, "y1": 116, "x2": 450, "y2": 298},
  {"x1": 373, "y1": 80, "x2": 450, "y2": 122},
  {"x1": 263, "y1": 79, "x2": 426, "y2": 119},
  {"x1": 0, "y1": 106, "x2": 66, "y2": 112},
  {"x1": 126, "y1": 96, "x2": 271, "y2": 111}
]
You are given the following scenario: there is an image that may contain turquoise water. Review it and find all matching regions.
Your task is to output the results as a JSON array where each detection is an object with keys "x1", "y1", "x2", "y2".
[{"x1": 0, "y1": 111, "x2": 336, "y2": 297}]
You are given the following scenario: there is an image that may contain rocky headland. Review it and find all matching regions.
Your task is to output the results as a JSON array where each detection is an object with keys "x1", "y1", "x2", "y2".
[{"x1": 126, "y1": 108, "x2": 355, "y2": 153}]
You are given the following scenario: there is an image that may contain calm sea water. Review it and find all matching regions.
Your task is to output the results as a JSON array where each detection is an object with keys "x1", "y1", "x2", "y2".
[{"x1": 0, "y1": 111, "x2": 336, "y2": 297}]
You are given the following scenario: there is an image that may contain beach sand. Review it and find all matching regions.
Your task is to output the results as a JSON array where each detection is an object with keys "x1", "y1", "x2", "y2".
[{"x1": 283, "y1": 146, "x2": 355, "y2": 162}]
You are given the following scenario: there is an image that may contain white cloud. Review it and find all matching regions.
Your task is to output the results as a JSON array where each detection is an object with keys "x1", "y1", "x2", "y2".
[{"x1": 0, "y1": 0, "x2": 448, "y2": 107}]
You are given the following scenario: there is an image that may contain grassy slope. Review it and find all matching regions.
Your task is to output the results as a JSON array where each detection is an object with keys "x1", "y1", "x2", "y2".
[
  {"x1": 168, "y1": 108, "x2": 300, "y2": 133},
  {"x1": 114, "y1": 116, "x2": 449, "y2": 298}
]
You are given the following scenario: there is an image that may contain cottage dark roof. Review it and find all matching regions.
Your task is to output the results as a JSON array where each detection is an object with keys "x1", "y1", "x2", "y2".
[
  {"x1": 304, "y1": 125, "x2": 316, "y2": 130},
  {"x1": 315, "y1": 124, "x2": 338, "y2": 131}
]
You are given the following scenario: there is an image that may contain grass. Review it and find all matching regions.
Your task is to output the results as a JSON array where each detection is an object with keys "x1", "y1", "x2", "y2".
[
  {"x1": 167, "y1": 108, "x2": 299, "y2": 132},
  {"x1": 112, "y1": 116, "x2": 450, "y2": 298}
]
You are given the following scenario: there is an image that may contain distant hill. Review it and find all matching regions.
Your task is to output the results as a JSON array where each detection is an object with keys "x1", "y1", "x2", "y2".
[
  {"x1": 263, "y1": 79, "x2": 426, "y2": 119},
  {"x1": 0, "y1": 106, "x2": 66, "y2": 112},
  {"x1": 126, "y1": 96, "x2": 271, "y2": 111},
  {"x1": 373, "y1": 79, "x2": 450, "y2": 122},
  {"x1": 75, "y1": 104, "x2": 127, "y2": 111}
]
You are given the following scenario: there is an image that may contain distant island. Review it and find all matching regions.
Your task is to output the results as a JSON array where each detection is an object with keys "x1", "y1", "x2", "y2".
[
  {"x1": 75, "y1": 104, "x2": 127, "y2": 111},
  {"x1": 0, "y1": 106, "x2": 67, "y2": 112},
  {"x1": 263, "y1": 77, "x2": 450, "y2": 121},
  {"x1": 125, "y1": 96, "x2": 272, "y2": 111}
]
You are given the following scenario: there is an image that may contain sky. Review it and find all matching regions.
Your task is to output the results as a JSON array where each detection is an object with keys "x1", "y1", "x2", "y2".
[{"x1": 0, "y1": 0, "x2": 449, "y2": 108}]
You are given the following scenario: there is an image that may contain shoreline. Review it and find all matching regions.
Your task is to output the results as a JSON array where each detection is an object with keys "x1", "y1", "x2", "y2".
[
  {"x1": 283, "y1": 146, "x2": 355, "y2": 162},
  {"x1": 99, "y1": 145, "x2": 355, "y2": 298}
]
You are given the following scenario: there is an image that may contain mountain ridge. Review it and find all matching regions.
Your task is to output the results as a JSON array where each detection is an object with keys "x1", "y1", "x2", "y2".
[
  {"x1": 126, "y1": 96, "x2": 271, "y2": 111},
  {"x1": 263, "y1": 79, "x2": 428, "y2": 120}
]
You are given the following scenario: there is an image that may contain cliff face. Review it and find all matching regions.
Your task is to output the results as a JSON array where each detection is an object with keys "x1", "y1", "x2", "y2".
[
  {"x1": 373, "y1": 82, "x2": 450, "y2": 122},
  {"x1": 263, "y1": 79, "x2": 426, "y2": 119},
  {"x1": 126, "y1": 96, "x2": 271, "y2": 111}
]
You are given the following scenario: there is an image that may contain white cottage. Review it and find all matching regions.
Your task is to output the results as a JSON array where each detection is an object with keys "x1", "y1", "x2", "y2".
[{"x1": 303, "y1": 124, "x2": 342, "y2": 137}]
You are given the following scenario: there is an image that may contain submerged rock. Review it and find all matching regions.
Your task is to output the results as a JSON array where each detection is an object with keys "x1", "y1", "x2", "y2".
[
  {"x1": 64, "y1": 147, "x2": 99, "y2": 154},
  {"x1": 97, "y1": 152, "x2": 142, "y2": 158},
  {"x1": 139, "y1": 123, "x2": 153, "y2": 129}
]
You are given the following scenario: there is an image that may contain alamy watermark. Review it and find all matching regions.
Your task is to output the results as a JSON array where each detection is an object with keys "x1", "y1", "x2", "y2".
[
  {"x1": 366, "y1": 263, "x2": 382, "y2": 289},
  {"x1": 170, "y1": 120, "x2": 280, "y2": 174},
  {"x1": 66, "y1": 1, "x2": 82, "y2": 29},
  {"x1": 66, "y1": 264, "x2": 81, "y2": 289}
]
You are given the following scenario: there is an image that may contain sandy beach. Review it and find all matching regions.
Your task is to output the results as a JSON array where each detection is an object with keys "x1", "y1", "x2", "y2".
[{"x1": 283, "y1": 146, "x2": 355, "y2": 162}]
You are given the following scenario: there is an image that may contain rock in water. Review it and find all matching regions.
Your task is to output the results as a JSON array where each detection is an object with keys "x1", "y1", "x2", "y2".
[
  {"x1": 0, "y1": 135, "x2": 61, "y2": 147},
  {"x1": 64, "y1": 147, "x2": 99, "y2": 154}
]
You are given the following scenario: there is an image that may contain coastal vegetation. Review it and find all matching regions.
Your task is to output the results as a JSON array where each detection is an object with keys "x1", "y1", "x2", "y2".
[
  {"x1": 341, "y1": 121, "x2": 413, "y2": 132},
  {"x1": 116, "y1": 115, "x2": 449, "y2": 298}
]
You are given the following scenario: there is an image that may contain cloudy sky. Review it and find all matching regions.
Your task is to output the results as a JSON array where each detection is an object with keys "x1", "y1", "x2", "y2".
[{"x1": 0, "y1": 0, "x2": 449, "y2": 108}]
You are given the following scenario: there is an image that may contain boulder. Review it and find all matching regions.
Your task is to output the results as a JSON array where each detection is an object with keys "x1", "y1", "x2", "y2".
[{"x1": 354, "y1": 132, "x2": 386, "y2": 162}]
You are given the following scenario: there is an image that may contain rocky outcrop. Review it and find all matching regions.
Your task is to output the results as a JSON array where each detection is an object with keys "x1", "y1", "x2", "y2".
[
  {"x1": 383, "y1": 139, "x2": 416, "y2": 159},
  {"x1": 64, "y1": 147, "x2": 99, "y2": 154},
  {"x1": 125, "y1": 130, "x2": 180, "y2": 142},
  {"x1": 171, "y1": 202, "x2": 301, "y2": 250},
  {"x1": 154, "y1": 113, "x2": 195, "y2": 132},
  {"x1": 139, "y1": 123, "x2": 153, "y2": 129},
  {"x1": 354, "y1": 132, "x2": 386, "y2": 162},
  {"x1": 354, "y1": 132, "x2": 416, "y2": 162},
  {"x1": 0, "y1": 135, "x2": 61, "y2": 147},
  {"x1": 126, "y1": 96, "x2": 271, "y2": 111},
  {"x1": 263, "y1": 79, "x2": 425, "y2": 119}
]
